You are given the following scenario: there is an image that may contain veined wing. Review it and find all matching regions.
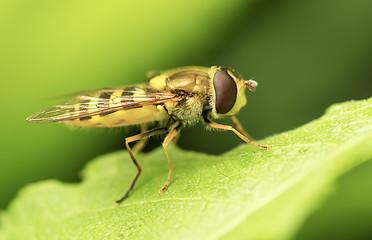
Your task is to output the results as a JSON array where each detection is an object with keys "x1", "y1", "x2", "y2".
[{"x1": 26, "y1": 85, "x2": 178, "y2": 123}]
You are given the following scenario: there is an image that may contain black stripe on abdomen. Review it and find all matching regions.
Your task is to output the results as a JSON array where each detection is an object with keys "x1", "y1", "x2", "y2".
[
  {"x1": 121, "y1": 87, "x2": 136, "y2": 102},
  {"x1": 79, "y1": 116, "x2": 92, "y2": 120}
]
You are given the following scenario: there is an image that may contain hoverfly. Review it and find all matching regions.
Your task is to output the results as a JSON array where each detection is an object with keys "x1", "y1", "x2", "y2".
[{"x1": 27, "y1": 66, "x2": 269, "y2": 204}]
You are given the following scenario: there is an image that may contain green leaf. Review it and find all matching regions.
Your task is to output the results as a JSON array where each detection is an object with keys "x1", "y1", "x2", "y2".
[{"x1": 1, "y1": 97, "x2": 371, "y2": 240}]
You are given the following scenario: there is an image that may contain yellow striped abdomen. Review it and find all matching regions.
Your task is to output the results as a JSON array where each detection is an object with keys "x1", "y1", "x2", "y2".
[{"x1": 64, "y1": 105, "x2": 169, "y2": 128}]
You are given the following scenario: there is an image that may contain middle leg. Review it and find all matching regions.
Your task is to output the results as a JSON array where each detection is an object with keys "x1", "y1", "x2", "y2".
[{"x1": 159, "y1": 122, "x2": 182, "y2": 194}]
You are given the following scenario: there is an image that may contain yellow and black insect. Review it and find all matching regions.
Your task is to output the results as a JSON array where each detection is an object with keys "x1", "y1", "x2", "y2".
[{"x1": 27, "y1": 66, "x2": 269, "y2": 204}]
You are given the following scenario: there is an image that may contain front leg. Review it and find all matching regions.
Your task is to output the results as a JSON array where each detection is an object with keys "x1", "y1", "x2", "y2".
[
  {"x1": 205, "y1": 117, "x2": 269, "y2": 149},
  {"x1": 230, "y1": 116, "x2": 254, "y2": 140}
]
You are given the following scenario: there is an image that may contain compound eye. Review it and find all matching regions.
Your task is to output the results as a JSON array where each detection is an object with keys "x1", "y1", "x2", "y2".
[{"x1": 213, "y1": 70, "x2": 237, "y2": 114}]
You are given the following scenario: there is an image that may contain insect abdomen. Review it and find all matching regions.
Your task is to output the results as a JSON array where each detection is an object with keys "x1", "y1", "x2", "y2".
[{"x1": 64, "y1": 105, "x2": 169, "y2": 128}]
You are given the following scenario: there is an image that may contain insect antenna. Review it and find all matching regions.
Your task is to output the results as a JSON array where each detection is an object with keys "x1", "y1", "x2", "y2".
[{"x1": 244, "y1": 80, "x2": 258, "y2": 92}]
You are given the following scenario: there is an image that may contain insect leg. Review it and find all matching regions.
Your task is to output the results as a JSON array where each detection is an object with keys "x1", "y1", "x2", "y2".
[
  {"x1": 230, "y1": 116, "x2": 254, "y2": 140},
  {"x1": 159, "y1": 122, "x2": 182, "y2": 194},
  {"x1": 205, "y1": 119, "x2": 270, "y2": 149},
  {"x1": 115, "y1": 127, "x2": 168, "y2": 204},
  {"x1": 132, "y1": 124, "x2": 149, "y2": 153},
  {"x1": 171, "y1": 130, "x2": 181, "y2": 143}
]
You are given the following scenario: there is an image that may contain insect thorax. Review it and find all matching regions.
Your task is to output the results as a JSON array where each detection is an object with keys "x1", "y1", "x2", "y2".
[{"x1": 163, "y1": 70, "x2": 212, "y2": 123}]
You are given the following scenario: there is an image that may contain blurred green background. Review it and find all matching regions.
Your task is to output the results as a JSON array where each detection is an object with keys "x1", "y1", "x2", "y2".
[{"x1": 1, "y1": 0, "x2": 371, "y2": 238}]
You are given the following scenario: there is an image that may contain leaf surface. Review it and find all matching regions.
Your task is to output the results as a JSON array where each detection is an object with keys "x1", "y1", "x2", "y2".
[{"x1": 1, "y1": 98, "x2": 371, "y2": 240}]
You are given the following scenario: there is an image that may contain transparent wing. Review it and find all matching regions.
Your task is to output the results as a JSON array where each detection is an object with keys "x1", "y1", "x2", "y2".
[{"x1": 26, "y1": 86, "x2": 178, "y2": 123}]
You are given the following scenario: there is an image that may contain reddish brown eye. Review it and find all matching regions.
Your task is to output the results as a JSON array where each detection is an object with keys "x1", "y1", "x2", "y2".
[{"x1": 213, "y1": 70, "x2": 237, "y2": 114}]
